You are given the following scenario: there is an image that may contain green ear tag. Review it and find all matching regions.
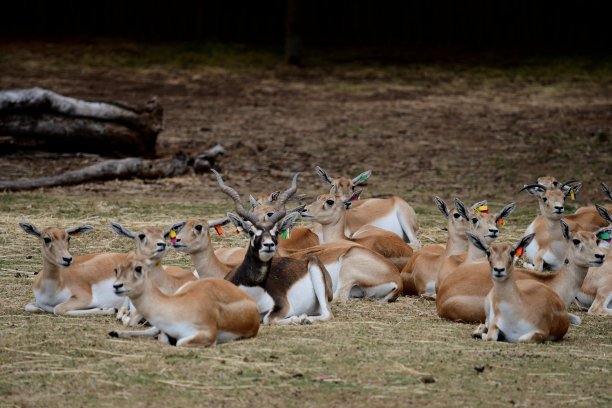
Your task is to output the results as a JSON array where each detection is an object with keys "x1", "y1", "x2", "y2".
[
  {"x1": 281, "y1": 230, "x2": 289, "y2": 240},
  {"x1": 598, "y1": 232, "x2": 611, "y2": 241},
  {"x1": 359, "y1": 174, "x2": 369, "y2": 182}
]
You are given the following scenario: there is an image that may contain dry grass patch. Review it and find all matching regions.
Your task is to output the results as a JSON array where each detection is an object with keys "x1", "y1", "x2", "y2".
[{"x1": 0, "y1": 193, "x2": 610, "y2": 407}]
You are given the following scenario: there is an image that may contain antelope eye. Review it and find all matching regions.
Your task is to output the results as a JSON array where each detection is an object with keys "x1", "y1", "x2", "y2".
[
  {"x1": 44, "y1": 237, "x2": 52, "y2": 244},
  {"x1": 267, "y1": 212, "x2": 274, "y2": 218},
  {"x1": 542, "y1": 197, "x2": 548, "y2": 203},
  {"x1": 194, "y1": 225, "x2": 203, "y2": 232},
  {"x1": 471, "y1": 218, "x2": 478, "y2": 224},
  {"x1": 326, "y1": 199, "x2": 335, "y2": 206},
  {"x1": 138, "y1": 234, "x2": 146, "y2": 241},
  {"x1": 572, "y1": 239, "x2": 581, "y2": 246},
  {"x1": 248, "y1": 230, "x2": 255, "y2": 237},
  {"x1": 134, "y1": 266, "x2": 142, "y2": 273},
  {"x1": 453, "y1": 213, "x2": 461, "y2": 219}
]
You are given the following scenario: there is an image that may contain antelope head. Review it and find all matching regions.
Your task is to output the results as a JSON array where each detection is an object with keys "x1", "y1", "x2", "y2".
[
  {"x1": 20, "y1": 222, "x2": 93, "y2": 267},
  {"x1": 560, "y1": 220, "x2": 608, "y2": 267},
  {"x1": 167, "y1": 218, "x2": 231, "y2": 254},
  {"x1": 212, "y1": 170, "x2": 300, "y2": 262},
  {"x1": 110, "y1": 222, "x2": 168, "y2": 260},
  {"x1": 315, "y1": 165, "x2": 370, "y2": 202},
  {"x1": 520, "y1": 183, "x2": 580, "y2": 219},
  {"x1": 468, "y1": 232, "x2": 535, "y2": 281}
]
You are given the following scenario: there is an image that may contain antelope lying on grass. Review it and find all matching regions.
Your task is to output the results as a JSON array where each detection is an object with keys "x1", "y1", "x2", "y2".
[
  {"x1": 471, "y1": 233, "x2": 573, "y2": 343},
  {"x1": 436, "y1": 218, "x2": 609, "y2": 323},
  {"x1": 576, "y1": 205, "x2": 612, "y2": 316},
  {"x1": 20, "y1": 222, "x2": 125, "y2": 315},
  {"x1": 315, "y1": 166, "x2": 421, "y2": 248},
  {"x1": 109, "y1": 252, "x2": 260, "y2": 347},
  {"x1": 296, "y1": 193, "x2": 413, "y2": 270},
  {"x1": 213, "y1": 170, "x2": 334, "y2": 324},
  {"x1": 400, "y1": 197, "x2": 470, "y2": 297}
]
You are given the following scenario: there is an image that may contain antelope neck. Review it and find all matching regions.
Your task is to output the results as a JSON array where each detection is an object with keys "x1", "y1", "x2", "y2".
[{"x1": 190, "y1": 242, "x2": 230, "y2": 279}]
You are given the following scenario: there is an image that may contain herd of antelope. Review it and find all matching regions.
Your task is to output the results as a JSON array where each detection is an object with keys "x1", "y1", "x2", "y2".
[{"x1": 18, "y1": 168, "x2": 612, "y2": 347}]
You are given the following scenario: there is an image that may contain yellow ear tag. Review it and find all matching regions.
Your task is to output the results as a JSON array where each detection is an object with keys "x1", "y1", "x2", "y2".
[
  {"x1": 497, "y1": 218, "x2": 506, "y2": 226},
  {"x1": 477, "y1": 205, "x2": 489, "y2": 214},
  {"x1": 214, "y1": 225, "x2": 223, "y2": 236},
  {"x1": 169, "y1": 229, "x2": 177, "y2": 244},
  {"x1": 570, "y1": 190, "x2": 575, "y2": 201}
]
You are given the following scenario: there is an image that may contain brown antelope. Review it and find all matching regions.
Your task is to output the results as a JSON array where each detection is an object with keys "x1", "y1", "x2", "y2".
[
  {"x1": 435, "y1": 200, "x2": 515, "y2": 289},
  {"x1": 110, "y1": 221, "x2": 197, "y2": 326},
  {"x1": 109, "y1": 252, "x2": 260, "y2": 347},
  {"x1": 315, "y1": 166, "x2": 421, "y2": 248},
  {"x1": 437, "y1": 218, "x2": 609, "y2": 323},
  {"x1": 400, "y1": 197, "x2": 471, "y2": 297},
  {"x1": 213, "y1": 170, "x2": 334, "y2": 324},
  {"x1": 470, "y1": 233, "x2": 573, "y2": 343},
  {"x1": 294, "y1": 194, "x2": 413, "y2": 270},
  {"x1": 20, "y1": 222, "x2": 125, "y2": 315},
  {"x1": 521, "y1": 182, "x2": 580, "y2": 271},
  {"x1": 576, "y1": 205, "x2": 612, "y2": 316}
]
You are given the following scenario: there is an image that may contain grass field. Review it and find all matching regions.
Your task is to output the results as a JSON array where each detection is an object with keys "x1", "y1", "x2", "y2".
[{"x1": 1, "y1": 193, "x2": 610, "y2": 407}]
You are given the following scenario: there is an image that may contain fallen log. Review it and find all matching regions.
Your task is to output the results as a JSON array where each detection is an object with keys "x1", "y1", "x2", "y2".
[
  {"x1": 0, "y1": 144, "x2": 224, "y2": 191},
  {"x1": 0, "y1": 87, "x2": 162, "y2": 156}
]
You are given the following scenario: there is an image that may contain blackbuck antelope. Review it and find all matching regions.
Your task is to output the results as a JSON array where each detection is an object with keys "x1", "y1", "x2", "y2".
[
  {"x1": 315, "y1": 166, "x2": 420, "y2": 248},
  {"x1": 435, "y1": 201, "x2": 515, "y2": 288},
  {"x1": 576, "y1": 205, "x2": 612, "y2": 316},
  {"x1": 437, "y1": 218, "x2": 609, "y2": 323},
  {"x1": 110, "y1": 221, "x2": 197, "y2": 326},
  {"x1": 401, "y1": 197, "x2": 471, "y2": 297},
  {"x1": 169, "y1": 218, "x2": 234, "y2": 279},
  {"x1": 109, "y1": 252, "x2": 260, "y2": 347},
  {"x1": 213, "y1": 170, "x2": 334, "y2": 324},
  {"x1": 470, "y1": 233, "x2": 573, "y2": 343},
  {"x1": 295, "y1": 194, "x2": 413, "y2": 270},
  {"x1": 20, "y1": 222, "x2": 125, "y2": 315},
  {"x1": 521, "y1": 182, "x2": 581, "y2": 271}
]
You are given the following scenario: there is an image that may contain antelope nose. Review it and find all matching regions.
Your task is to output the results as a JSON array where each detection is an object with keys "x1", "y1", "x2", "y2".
[
  {"x1": 554, "y1": 205, "x2": 564, "y2": 211},
  {"x1": 263, "y1": 242, "x2": 275, "y2": 250},
  {"x1": 595, "y1": 253, "x2": 605, "y2": 261},
  {"x1": 493, "y1": 267, "x2": 505, "y2": 273},
  {"x1": 489, "y1": 228, "x2": 499, "y2": 235},
  {"x1": 157, "y1": 242, "x2": 166, "y2": 250},
  {"x1": 62, "y1": 256, "x2": 72, "y2": 264},
  {"x1": 113, "y1": 283, "x2": 123, "y2": 290}
]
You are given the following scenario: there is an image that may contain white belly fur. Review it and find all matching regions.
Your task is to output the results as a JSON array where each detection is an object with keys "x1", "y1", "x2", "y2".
[
  {"x1": 91, "y1": 278, "x2": 125, "y2": 309},
  {"x1": 286, "y1": 274, "x2": 318, "y2": 317},
  {"x1": 239, "y1": 285, "x2": 274, "y2": 315},
  {"x1": 34, "y1": 280, "x2": 71, "y2": 311},
  {"x1": 323, "y1": 259, "x2": 342, "y2": 292},
  {"x1": 366, "y1": 212, "x2": 403, "y2": 240},
  {"x1": 496, "y1": 302, "x2": 539, "y2": 343}
]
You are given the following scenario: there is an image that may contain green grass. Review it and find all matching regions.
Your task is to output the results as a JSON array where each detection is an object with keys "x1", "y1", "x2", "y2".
[{"x1": 0, "y1": 193, "x2": 610, "y2": 407}]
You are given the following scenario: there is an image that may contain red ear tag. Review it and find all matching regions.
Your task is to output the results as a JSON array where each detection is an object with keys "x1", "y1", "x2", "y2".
[
  {"x1": 214, "y1": 225, "x2": 223, "y2": 236},
  {"x1": 515, "y1": 246, "x2": 524, "y2": 258}
]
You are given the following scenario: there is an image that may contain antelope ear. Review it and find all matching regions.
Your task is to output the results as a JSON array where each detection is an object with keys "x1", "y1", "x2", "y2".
[
  {"x1": 249, "y1": 195, "x2": 261, "y2": 209},
  {"x1": 433, "y1": 196, "x2": 449, "y2": 218},
  {"x1": 350, "y1": 189, "x2": 363, "y2": 201},
  {"x1": 601, "y1": 182, "x2": 612, "y2": 201},
  {"x1": 315, "y1": 165, "x2": 334, "y2": 185},
  {"x1": 288, "y1": 204, "x2": 306, "y2": 215},
  {"x1": 165, "y1": 221, "x2": 187, "y2": 238},
  {"x1": 208, "y1": 218, "x2": 230, "y2": 228},
  {"x1": 291, "y1": 194, "x2": 306, "y2": 203},
  {"x1": 67, "y1": 224, "x2": 93, "y2": 236},
  {"x1": 454, "y1": 198, "x2": 469, "y2": 221},
  {"x1": 269, "y1": 191, "x2": 281, "y2": 202},
  {"x1": 596, "y1": 227, "x2": 612, "y2": 240},
  {"x1": 515, "y1": 233, "x2": 535, "y2": 254},
  {"x1": 471, "y1": 200, "x2": 487, "y2": 210},
  {"x1": 275, "y1": 212, "x2": 300, "y2": 235},
  {"x1": 467, "y1": 232, "x2": 489, "y2": 255},
  {"x1": 19, "y1": 222, "x2": 41, "y2": 238},
  {"x1": 520, "y1": 184, "x2": 547, "y2": 197},
  {"x1": 566, "y1": 183, "x2": 582, "y2": 197},
  {"x1": 352, "y1": 170, "x2": 372, "y2": 186},
  {"x1": 496, "y1": 202, "x2": 517, "y2": 223},
  {"x1": 595, "y1": 204, "x2": 612, "y2": 224},
  {"x1": 110, "y1": 221, "x2": 136, "y2": 239},
  {"x1": 227, "y1": 213, "x2": 251, "y2": 235},
  {"x1": 560, "y1": 220, "x2": 571, "y2": 240}
]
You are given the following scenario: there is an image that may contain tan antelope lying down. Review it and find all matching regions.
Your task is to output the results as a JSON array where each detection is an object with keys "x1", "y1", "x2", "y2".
[
  {"x1": 315, "y1": 166, "x2": 421, "y2": 248},
  {"x1": 110, "y1": 221, "x2": 197, "y2": 326},
  {"x1": 576, "y1": 205, "x2": 612, "y2": 316},
  {"x1": 279, "y1": 194, "x2": 413, "y2": 270},
  {"x1": 400, "y1": 197, "x2": 470, "y2": 296},
  {"x1": 20, "y1": 222, "x2": 125, "y2": 315},
  {"x1": 109, "y1": 253, "x2": 260, "y2": 347},
  {"x1": 437, "y1": 218, "x2": 609, "y2": 323},
  {"x1": 213, "y1": 171, "x2": 334, "y2": 324},
  {"x1": 521, "y1": 182, "x2": 581, "y2": 271},
  {"x1": 470, "y1": 233, "x2": 573, "y2": 343}
]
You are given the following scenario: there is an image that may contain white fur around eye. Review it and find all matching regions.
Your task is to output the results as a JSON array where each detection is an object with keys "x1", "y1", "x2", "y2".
[{"x1": 254, "y1": 229, "x2": 263, "y2": 237}]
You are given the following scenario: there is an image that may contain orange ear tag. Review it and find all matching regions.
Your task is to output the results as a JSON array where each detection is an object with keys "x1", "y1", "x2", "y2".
[
  {"x1": 497, "y1": 218, "x2": 506, "y2": 226},
  {"x1": 214, "y1": 225, "x2": 223, "y2": 236},
  {"x1": 515, "y1": 246, "x2": 524, "y2": 258}
]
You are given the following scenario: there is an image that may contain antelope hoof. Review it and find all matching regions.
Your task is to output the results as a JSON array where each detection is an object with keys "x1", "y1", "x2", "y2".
[{"x1": 108, "y1": 331, "x2": 119, "y2": 338}]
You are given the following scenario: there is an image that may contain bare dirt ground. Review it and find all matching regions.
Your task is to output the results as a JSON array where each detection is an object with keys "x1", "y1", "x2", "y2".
[{"x1": 1, "y1": 42, "x2": 611, "y2": 206}]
